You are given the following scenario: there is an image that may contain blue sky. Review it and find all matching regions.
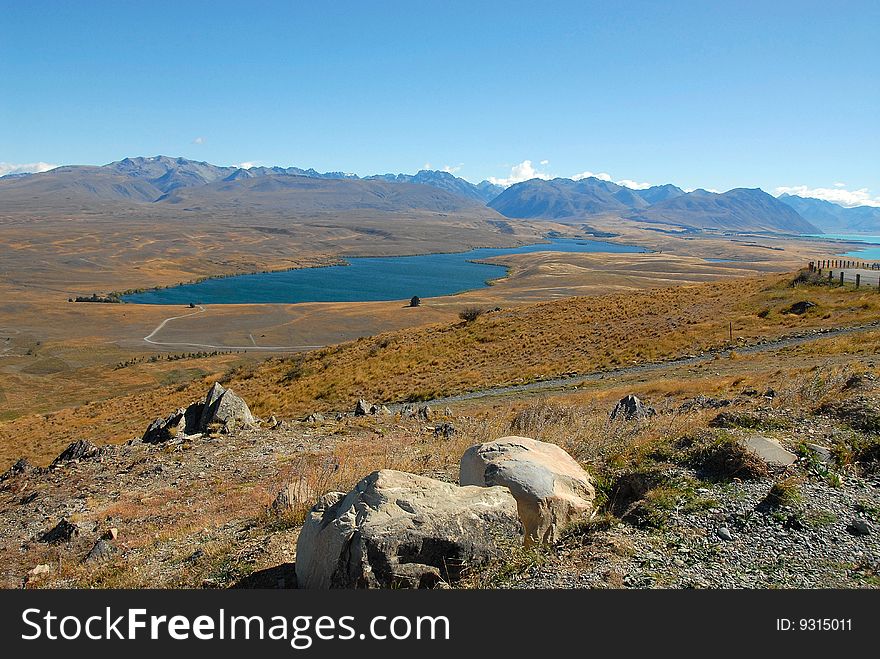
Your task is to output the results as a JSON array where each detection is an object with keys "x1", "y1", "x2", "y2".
[{"x1": 1, "y1": 0, "x2": 878, "y2": 205}]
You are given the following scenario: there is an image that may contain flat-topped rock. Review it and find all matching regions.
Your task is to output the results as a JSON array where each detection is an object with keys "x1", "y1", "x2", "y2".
[{"x1": 739, "y1": 435, "x2": 797, "y2": 467}]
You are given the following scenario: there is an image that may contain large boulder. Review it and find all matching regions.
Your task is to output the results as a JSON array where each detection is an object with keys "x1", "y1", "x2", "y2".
[
  {"x1": 295, "y1": 470, "x2": 520, "y2": 589},
  {"x1": 198, "y1": 382, "x2": 255, "y2": 431},
  {"x1": 610, "y1": 394, "x2": 656, "y2": 421},
  {"x1": 460, "y1": 436, "x2": 595, "y2": 546}
]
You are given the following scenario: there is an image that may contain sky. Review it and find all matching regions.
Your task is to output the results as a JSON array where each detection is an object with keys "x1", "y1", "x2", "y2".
[{"x1": 1, "y1": 0, "x2": 878, "y2": 206}]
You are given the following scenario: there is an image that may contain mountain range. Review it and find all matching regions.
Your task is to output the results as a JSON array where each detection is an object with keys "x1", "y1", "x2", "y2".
[
  {"x1": 777, "y1": 194, "x2": 880, "y2": 234},
  {"x1": 2, "y1": 155, "x2": 876, "y2": 234}
]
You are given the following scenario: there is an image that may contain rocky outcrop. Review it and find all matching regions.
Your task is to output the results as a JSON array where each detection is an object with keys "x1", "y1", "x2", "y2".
[
  {"x1": 142, "y1": 408, "x2": 188, "y2": 444},
  {"x1": 39, "y1": 518, "x2": 81, "y2": 544},
  {"x1": 295, "y1": 469, "x2": 520, "y2": 589},
  {"x1": 51, "y1": 439, "x2": 101, "y2": 465},
  {"x1": 198, "y1": 382, "x2": 255, "y2": 431},
  {"x1": 142, "y1": 382, "x2": 254, "y2": 442},
  {"x1": 354, "y1": 399, "x2": 372, "y2": 416},
  {"x1": 460, "y1": 436, "x2": 595, "y2": 545},
  {"x1": 610, "y1": 394, "x2": 656, "y2": 421}
]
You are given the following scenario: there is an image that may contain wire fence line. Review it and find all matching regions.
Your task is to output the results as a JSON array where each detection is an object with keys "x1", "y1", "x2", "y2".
[{"x1": 809, "y1": 259, "x2": 880, "y2": 288}]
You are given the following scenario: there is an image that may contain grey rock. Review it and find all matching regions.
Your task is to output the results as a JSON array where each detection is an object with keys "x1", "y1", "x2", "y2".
[
  {"x1": 417, "y1": 405, "x2": 432, "y2": 421},
  {"x1": 305, "y1": 412, "x2": 325, "y2": 423},
  {"x1": 460, "y1": 436, "x2": 595, "y2": 545},
  {"x1": 83, "y1": 539, "x2": 115, "y2": 563},
  {"x1": 51, "y1": 439, "x2": 100, "y2": 465},
  {"x1": 610, "y1": 394, "x2": 656, "y2": 421},
  {"x1": 296, "y1": 469, "x2": 520, "y2": 588},
  {"x1": 849, "y1": 519, "x2": 872, "y2": 536},
  {"x1": 199, "y1": 383, "x2": 255, "y2": 430},
  {"x1": 142, "y1": 410, "x2": 186, "y2": 444},
  {"x1": 354, "y1": 399, "x2": 372, "y2": 416},
  {"x1": 739, "y1": 435, "x2": 797, "y2": 467},
  {"x1": 717, "y1": 527, "x2": 734, "y2": 541},
  {"x1": 433, "y1": 422, "x2": 456, "y2": 440}
]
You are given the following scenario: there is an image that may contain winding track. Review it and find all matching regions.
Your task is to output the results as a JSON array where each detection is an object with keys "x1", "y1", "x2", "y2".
[{"x1": 142, "y1": 306, "x2": 323, "y2": 351}]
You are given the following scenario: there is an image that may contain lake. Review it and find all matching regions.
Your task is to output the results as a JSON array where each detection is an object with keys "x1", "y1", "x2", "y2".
[
  {"x1": 805, "y1": 233, "x2": 880, "y2": 260},
  {"x1": 123, "y1": 238, "x2": 648, "y2": 305}
]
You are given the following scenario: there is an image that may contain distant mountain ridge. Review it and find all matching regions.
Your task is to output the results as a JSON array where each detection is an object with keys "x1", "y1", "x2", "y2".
[
  {"x1": 488, "y1": 177, "x2": 686, "y2": 219},
  {"x1": 777, "y1": 194, "x2": 880, "y2": 233},
  {"x1": 4, "y1": 154, "x2": 875, "y2": 234},
  {"x1": 489, "y1": 177, "x2": 820, "y2": 233}
]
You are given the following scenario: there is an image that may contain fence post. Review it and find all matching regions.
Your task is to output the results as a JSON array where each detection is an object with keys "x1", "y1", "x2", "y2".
[
  {"x1": 840, "y1": 271, "x2": 845, "y2": 286},
  {"x1": 829, "y1": 270, "x2": 834, "y2": 282},
  {"x1": 856, "y1": 274, "x2": 861, "y2": 289}
]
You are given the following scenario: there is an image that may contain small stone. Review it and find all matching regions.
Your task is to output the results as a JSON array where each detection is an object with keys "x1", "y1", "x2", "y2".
[
  {"x1": 849, "y1": 519, "x2": 872, "y2": 536},
  {"x1": 84, "y1": 539, "x2": 115, "y2": 564},
  {"x1": 103, "y1": 527, "x2": 119, "y2": 541},
  {"x1": 29, "y1": 564, "x2": 52, "y2": 577},
  {"x1": 717, "y1": 527, "x2": 734, "y2": 541}
]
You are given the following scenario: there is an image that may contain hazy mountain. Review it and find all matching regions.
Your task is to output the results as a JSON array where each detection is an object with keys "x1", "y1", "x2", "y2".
[
  {"x1": 488, "y1": 177, "x2": 657, "y2": 219},
  {"x1": 489, "y1": 177, "x2": 817, "y2": 233},
  {"x1": 155, "y1": 175, "x2": 488, "y2": 214},
  {"x1": 636, "y1": 183, "x2": 686, "y2": 204},
  {"x1": 777, "y1": 194, "x2": 880, "y2": 233},
  {"x1": 0, "y1": 165, "x2": 164, "y2": 210},
  {"x1": 106, "y1": 156, "x2": 236, "y2": 193},
  {"x1": 632, "y1": 188, "x2": 820, "y2": 233},
  {"x1": 367, "y1": 170, "x2": 503, "y2": 203}
]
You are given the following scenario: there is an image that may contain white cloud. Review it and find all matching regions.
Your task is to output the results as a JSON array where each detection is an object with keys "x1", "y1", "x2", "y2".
[
  {"x1": 489, "y1": 159, "x2": 552, "y2": 186},
  {"x1": 572, "y1": 170, "x2": 612, "y2": 182},
  {"x1": 423, "y1": 162, "x2": 432, "y2": 170},
  {"x1": 0, "y1": 161, "x2": 57, "y2": 177},
  {"x1": 775, "y1": 184, "x2": 880, "y2": 208},
  {"x1": 192, "y1": 136, "x2": 205, "y2": 145},
  {"x1": 615, "y1": 179, "x2": 653, "y2": 190},
  {"x1": 539, "y1": 159, "x2": 549, "y2": 166},
  {"x1": 833, "y1": 182, "x2": 846, "y2": 188},
  {"x1": 236, "y1": 161, "x2": 256, "y2": 169},
  {"x1": 442, "y1": 163, "x2": 463, "y2": 174},
  {"x1": 571, "y1": 170, "x2": 654, "y2": 190}
]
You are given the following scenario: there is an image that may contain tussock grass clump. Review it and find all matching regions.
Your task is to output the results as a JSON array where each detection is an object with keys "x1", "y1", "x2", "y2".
[
  {"x1": 760, "y1": 477, "x2": 803, "y2": 510},
  {"x1": 708, "y1": 411, "x2": 789, "y2": 432},
  {"x1": 817, "y1": 397, "x2": 880, "y2": 435},
  {"x1": 790, "y1": 269, "x2": 830, "y2": 288},
  {"x1": 458, "y1": 306, "x2": 485, "y2": 323},
  {"x1": 682, "y1": 432, "x2": 769, "y2": 481}
]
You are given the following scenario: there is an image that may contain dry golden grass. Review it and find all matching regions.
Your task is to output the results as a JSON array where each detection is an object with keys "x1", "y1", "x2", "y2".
[
  {"x1": 4, "y1": 271, "x2": 878, "y2": 469},
  {"x1": 236, "y1": 272, "x2": 880, "y2": 417}
]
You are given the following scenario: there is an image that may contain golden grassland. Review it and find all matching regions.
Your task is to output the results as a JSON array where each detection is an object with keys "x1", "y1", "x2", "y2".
[
  {"x1": 234, "y1": 272, "x2": 880, "y2": 416},
  {"x1": 11, "y1": 348, "x2": 877, "y2": 588},
  {"x1": 0, "y1": 220, "x2": 811, "y2": 442},
  {"x1": 3, "y1": 270, "x2": 879, "y2": 470}
]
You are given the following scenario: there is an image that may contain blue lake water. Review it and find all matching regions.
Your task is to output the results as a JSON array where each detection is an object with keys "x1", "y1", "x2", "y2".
[
  {"x1": 805, "y1": 234, "x2": 880, "y2": 260},
  {"x1": 123, "y1": 238, "x2": 648, "y2": 305}
]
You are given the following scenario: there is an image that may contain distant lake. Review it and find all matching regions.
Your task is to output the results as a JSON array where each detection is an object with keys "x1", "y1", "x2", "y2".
[
  {"x1": 123, "y1": 238, "x2": 648, "y2": 305},
  {"x1": 805, "y1": 233, "x2": 880, "y2": 260}
]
